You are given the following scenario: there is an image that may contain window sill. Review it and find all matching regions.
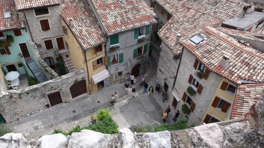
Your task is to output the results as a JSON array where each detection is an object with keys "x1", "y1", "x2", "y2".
[
  {"x1": 111, "y1": 62, "x2": 119, "y2": 66},
  {"x1": 35, "y1": 14, "x2": 50, "y2": 18},
  {"x1": 138, "y1": 35, "x2": 145, "y2": 39},
  {"x1": 110, "y1": 43, "x2": 119, "y2": 47},
  {"x1": 224, "y1": 90, "x2": 234, "y2": 96},
  {"x1": 215, "y1": 107, "x2": 228, "y2": 114},
  {"x1": 97, "y1": 64, "x2": 103, "y2": 68}
]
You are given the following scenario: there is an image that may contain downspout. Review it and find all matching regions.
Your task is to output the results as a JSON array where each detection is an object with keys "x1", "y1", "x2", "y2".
[
  {"x1": 172, "y1": 46, "x2": 184, "y2": 90},
  {"x1": 23, "y1": 11, "x2": 34, "y2": 42},
  {"x1": 83, "y1": 50, "x2": 90, "y2": 95}
]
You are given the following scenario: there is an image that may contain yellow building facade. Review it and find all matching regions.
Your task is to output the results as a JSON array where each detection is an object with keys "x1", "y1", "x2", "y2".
[
  {"x1": 201, "y1": 78, "x2": 237, "y2": 124},
  {"x1": 61, "y1": 19, "x2": 107, "y2": 94}
]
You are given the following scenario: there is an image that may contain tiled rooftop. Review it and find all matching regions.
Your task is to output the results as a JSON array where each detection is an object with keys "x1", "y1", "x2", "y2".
[
  {"x1": 181, "y1": 26, "x2": 264, "y2": 83},
  {"x1": 91, "y1": 0, "x2": 157, "y2": 35},
  {"x1": 0, "y1": 0, "x2": 24, "y2": 31},
  {"x1": 156, "y1": 0, "x2": 247, "y2": 20},
  {"x1": 15, "y1": 0, "x2": 60, "y2": 10},
  {"x1": 231, "y1": 83, "x2": 264, "y2": 119},
  {"x1": 61, "y1": 0, "x2": 107, "y2": 50},
  {"x1": 158, "y1": 8, "x2": 222, "y2": 55}
]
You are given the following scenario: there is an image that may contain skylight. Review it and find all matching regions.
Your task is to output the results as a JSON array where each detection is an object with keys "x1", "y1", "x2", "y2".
[
  {"x1": 4, "y1": 12, "x2": 11, "y2": 19},
  {"x1": 189, "y1": 34, "x2": 204, "y2": 45}
]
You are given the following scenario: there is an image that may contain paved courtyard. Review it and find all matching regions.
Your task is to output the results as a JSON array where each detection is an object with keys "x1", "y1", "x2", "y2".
[{"x1": 9, "y1": 55, "x2": 177, "y2": 139}]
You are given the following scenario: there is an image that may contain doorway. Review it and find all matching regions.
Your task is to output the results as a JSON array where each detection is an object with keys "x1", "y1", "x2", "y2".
[
  {"x1": 70, "y1": 80, "x2": 87, "y2": 98},
  {"x1": 97, "y1": 81, "x2": 104, "y2": 91},
  {"x1": 172, "y1": 97, "x2": 178, "y2": 109},
  {"x1": 44, "y1": 57, "x2": 55, "y2": 69},
  {"x1": 19, "y1": 43, "x2": 30, "y2": 58},
  {"x1": 164, "y1": 82, "x2": 168, "y2": 92},
  {"x1": 48, "y1": 91, "x2": 63, "y2": 106},
  {"x1": 6, "y1": 65, "x2": 17, "y2": 72},
  {"x1": 132, "y1": 64, "x2": 140, "y2": 77}
]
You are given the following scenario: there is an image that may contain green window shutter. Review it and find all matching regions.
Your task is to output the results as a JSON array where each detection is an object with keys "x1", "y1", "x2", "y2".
[
  {"x1": 133, "y1": 48, "x2": 138, "y2": 59},
  {"x1": 119, "y1": 53, "x2": 123, "y2": 63},
  {"x1": 107, "y1": 56, "x2": 111, "y2": 67},
  {"x1": 143, "y1": 44, "x2": 148, "y2": 54},
  {"x1": 110, "y1": 34, "x2": 119, "y2": 45},
  {"x1": 134, "y1": 29, "x2": 139, "y2": 39},
  {"x1": 145, "y1": 26, "x2": 150, "y2": 35}
]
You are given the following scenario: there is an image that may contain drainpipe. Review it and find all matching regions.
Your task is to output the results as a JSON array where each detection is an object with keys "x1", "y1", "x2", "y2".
[
  {"x1": 172, "y1": 46, "x2": 184, "y2": 90},
  {"x1": 83, "y1": 50, "x2": 91, "y2": 95},
  {"x1": 23, "y1": 11, "x2": 34, "y2": 42}
]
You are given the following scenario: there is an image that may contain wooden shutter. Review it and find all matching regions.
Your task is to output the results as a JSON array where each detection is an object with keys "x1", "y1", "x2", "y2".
[
  {"x1": 221, "y1": 102, "x2": 231, "y2": 113},
  {"x1": 188, "y1": 75, "x2": 193, "y2": 84},
  {"x1": 145, "y1": 26, "x2": 150, "y2": 35},
  {"x1": 161, "y1": 8, "x2": 164, "y2": 15},
  {"x1": 133, "y1": 48, "x2": 138, "y2": 59},
  {"x1": 13, "y1": 29, "x2": 22, "y2": 36},
  {"x1": 119, "y1": 53, "x2": 123, "y2": 63},
  {"x1": 134, "y1": 29, "x2": 139, "y2": 39},
  {"x1": 93, "y1": 61, "x2": 97, "y2": 70},
  {"x1": 40, "y1": 20, "x2": 50, "y2": 31},
  {"x1": 220, "y1": 81, "x2": 228, "y2": 90},
  {"x1": 203, "y1": 68, "x2": 210, "y2": 79},
  {"x1": 44, "y1": 40, "x2": 53, "y2": 49},
  {"x1": 212, "y1": 97, "x2": 220, "y2": 108},
  {"x1": 204, "y1": 114, "x2": 211, "y2": 124},
  {"x1": 190, "y1": 102, "x2": 195, "y2": 112},
  {"x1": 5, "y1": 46, "x2": 10, "y2": 54},
  {"x1": 182, "y1": 92, "x2": 187, "y2": 102},
  {"x1": 167, "y1": 14, "x2": 171, "y2": 21},
  {"x1": 110, "y1": 34, "x2": 119, "y2": 45},
  {"x1": 197, "y1": 84, "x2": 203, "y2": 94},
  {"x1": 56, "y1": 37, "x2": 65, "y2": 50},
  {"x1": 193, "y1": 59, "x2": 199, "y2": 69},
  {"x1": 104, "y1": 56, "x2": 108, "y2": 65},
  {"x1": 143, "y1": 44, "x2": 147, "y2": 54}
]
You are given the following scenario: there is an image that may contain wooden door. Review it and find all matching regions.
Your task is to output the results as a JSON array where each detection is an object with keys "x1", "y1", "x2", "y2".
[
  {"x1": 70, "y1": 80, "x2": 87, "y2": 98},
  {"x1": 56, "y1": 37, "x2": 65, "y2": 50},
  {"x1": 132, "y1": 64, "x2": 140, "y2": 77},
  {"x1": 48, "y1": 92, "x2": 63, "y2": 106},
  {"x1": 172, "y1": 97, "x2": 178, "y2": 109},
  {"x1": 19, "y1": 43, "x2": 30, "y2": 58},
  {"x1": 44, "y1": 57, "x2": 55, "y2": 69}
]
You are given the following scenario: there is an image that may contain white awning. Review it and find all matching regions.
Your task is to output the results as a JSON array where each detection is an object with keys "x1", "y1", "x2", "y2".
[
  {"x1": 172, "y1": 91, "x2": 180, "y2": 102},
  {"x1": 92, "y1": 69, "x2": 109, "y2": 84}
]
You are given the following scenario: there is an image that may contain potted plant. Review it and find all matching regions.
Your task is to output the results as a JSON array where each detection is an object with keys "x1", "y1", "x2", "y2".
[
  {"x1": 182, "y1": 104, "x2": 191, "y2": 114},
  {"x1": 109, "y1": 46, "x2": 119, "y2": 51},
  {"x1": 6, "y1": 35, "x2": 14, "y2": 45},
  {"x1": 187, "y1": 86, "x2": 196, "y2": 96},
  {"x1": 137, "y1": 37, "x2": 146, "y2": 43},
  {"x1": 196, "y1": 71, "x2": 203, "y2": 79},
  {"x1": 91, "y1": 114, "x2": 97, "y2": 124},
  {"x1": 0, "y1": 40, "x2": 7, "y2": 47}
]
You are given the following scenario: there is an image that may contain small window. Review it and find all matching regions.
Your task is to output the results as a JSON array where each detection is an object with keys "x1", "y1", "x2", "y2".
[
  {"x1": 44, "y1": 40, "x2": 53, "y2": 50},
  {"x1": 217, "y1": 100, "x2": 225, "y2": 109},
  {"x1": 137, "y1": 46, "x2": 143, "y2": 56},
  {"x1": 161, "y1": 7, "x2": 164, "y2": 15},
  {"x1": 139, "y1": 27, "x2": 144, "y2": 36},
  {"x1": 227, "y1": 84, "x2": 236, "y2": 93},
  {"x1": 4, "y1": 12, "x2": 11, "y2": 19},
  {"x1": 40, "y1": 19, "x2": 50, "y2": 31},
  {"x1": 192, "y1": 79, "x2": 199, "y2": 88},
  {"x1": 111, "y1": 54, "x2": 118, "y2": 65},
  {"x1": 96, "y1": 45, "x2": 102, "y2": 53},
  {"x1": 35, "y1": 7, "x2": 49, "y2": 16},
  {"x1": 189, "y1": 34, "x2": 204, "y2": 45},
  {"x1": 13, "y1": 29, "x2": 22, "y2": 36},
  {"x1": 0, "y1": 47, "x2": 7, "y2": 55},
  {"x1": 198, "y1": 63, "x2": 206, "y2": 73},
  {"x1": 18, "y1": 63, "x2": 23, "y2": 67},
  {"x1": 209, "y1": 116, "x2": 220, "y2": 123},
  {"x1": 186, "y1": 96, "x2": 193, "y2": 106},
  {"x1": 97, "y1": 58, "x2": 103, "y2": 66}
]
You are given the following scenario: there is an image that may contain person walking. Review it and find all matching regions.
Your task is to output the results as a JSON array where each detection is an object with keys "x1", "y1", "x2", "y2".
[
  {"x1": 172, "y1": 110, "x2": 180, "y2": 122},
  {"x1": 140, "y1": 75, "x2": 145, "y2": 86},
  {"x1": 166, "y1": 105, "x2": 171, "y2": 116},
  {"x1": 132, "y1": 86, "x2": 136, "y2": 98},
  {"x1": 115, "y1": 92, "x2": 119, "y2": 100},
  {"x1": 124, "y1": 82, "x2": 129, "y2": 94},
  {"x1": 110, "y1": 94, "x2": 116, "y2": 106},
  {"x1": 143, "y1": 82, "x2": 148, "y2": 93},
  {"x1": 162, "y1": 90, "x2": 168, "y2": 103},
  {"x1": 130, "y1": 74, "x2": 135, "y2": 85},
  {"x1": 162, "y1": 111, "x2": 168, "y2": 123},
  {"x1": 147, "y1": 86, "x2": 154, "y2": 95}
]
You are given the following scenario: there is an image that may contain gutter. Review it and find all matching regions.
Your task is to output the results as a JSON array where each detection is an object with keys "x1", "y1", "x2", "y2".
[
  {"x1": 83, "y1": 50, "x2": 90, "y2": 94},
  {"x1": 23, "y1": 11, "x2": 34, "y2": 42},
  {"x1": 172, "y1": 45, "x2": 184, "y2": 90}
]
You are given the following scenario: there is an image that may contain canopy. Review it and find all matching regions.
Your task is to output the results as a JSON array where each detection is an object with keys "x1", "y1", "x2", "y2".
[
  {"x1": 5, "y1": 71, "x2": 20, "y2": 81},
  {"x1": 172, "y1": 91, "x2": 180, "y2": 102},
  {"x1": 92, "y1": 69, "x2": 109, "y2": 84}
]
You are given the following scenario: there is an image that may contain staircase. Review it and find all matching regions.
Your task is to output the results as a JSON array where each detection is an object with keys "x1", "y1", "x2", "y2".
[
  {"x1": 26, "y1": 60, "x2": 48, "y2": 83},
  {"x1": 60, "y1": 52, "x2": 76, "y2": 73}
]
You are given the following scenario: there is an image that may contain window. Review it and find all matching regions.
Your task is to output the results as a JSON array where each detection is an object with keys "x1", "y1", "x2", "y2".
[
  {"x1": 198, "y1": 63, "x2": 206, "y2": 73},
  {"x1": 93, "y1": 57, "x2": 104, "y2": 70},
  {"x1": 189, "y1": 34, "x2": 204, "y2": 45},
  {"x1": 186, "y1": 96, "x2": 193, "y2": 106},
  {"x1": 161, "y1": 7, "x2": 164, "y2": 15},
  {"x1": 35, "y1": 7, "x2": 49, "y2": 16},
  {"x1": 192, "y1": 79, "x2": 199, "y2": 88},
  {"x1": 56, "y1": 37, "x2": 65, "y2": 50},
  {"x1": 204, "y1": 114, "x2": 220, "y2": 124},
  {"x1": 167, "y1": 14, "x2": 171, "y2": 21},
  {"x1": 62, "y1": 26, "x2": 68, "y2": 35},
  {"x1": 181, "y1": 92, "x2": 196, "y2": 112},
  {"x1": 111, "y1": 54, "x2": 119, "y2": 65},
  {"x1": 110, "y1": 34, "x2": 119, "y2": 45},
  {"x1": 40, "y1": 19, "x2": 50, "y2": 31},
  {"x1": 139, "y1": 27, "x2": 144, "y2": 36},
  {"x1": 96, "y1": 45, "x2": 102, "y2": 53},
  {"x1": 137, "y1": 47, "x2": 143, "y2": 56},
  {"x1": 13, "y1": 29, "x2": 22, "y2": 36},
  {"x1": 0, "y1": 47, "x2": 7, "y2": 55},
  {"x1": 193, "y1": 59, "x2": 210, "y2": 79},
  {"x1": 44, "y1": 57, "x2": 55, "y2": 69},
  {"x1": 188, "y1": 75, "x2": 203, "y2": 94},
  {"x1": 220, "y1": 81, "x2": 236, "y2": 94},
  {"x1": 212, "y1": 96, "x2": 231, "y2": 113},
  {"x1": 44, "y1": 40, "x2": 53, "y2": 50}
]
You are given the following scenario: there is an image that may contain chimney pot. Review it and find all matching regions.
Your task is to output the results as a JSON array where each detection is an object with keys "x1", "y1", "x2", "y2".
[
  {"x1": 175, "y1": 34, "x2": 181, "y2": 45},
  {"x1": 149, "y1": 7, "x2": 154, "y2": 15}
]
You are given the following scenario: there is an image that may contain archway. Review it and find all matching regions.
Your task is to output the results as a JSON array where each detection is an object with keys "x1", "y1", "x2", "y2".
[{"x1": 132, "y1": 64, "x2": 140, "y2": 77}]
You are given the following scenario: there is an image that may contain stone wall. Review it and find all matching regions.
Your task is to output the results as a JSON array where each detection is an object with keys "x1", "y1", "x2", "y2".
[
  {"x1": 175, "y1": 48, "x2": 222, "y2": 125},
  {"x1": 38, "y1": 58, "x2": 59, "y2": 80},
  {"x1": 0, "y1": 69, "x2": 86, "y2": 123}
]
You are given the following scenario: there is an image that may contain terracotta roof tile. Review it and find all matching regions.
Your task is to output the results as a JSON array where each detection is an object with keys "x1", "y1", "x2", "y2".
[
  {"x1": 231, "y1": 83, "x2": 264, "y2": 119},
  {"x1": 91, "y1": 0, "x2": 157, "y2": 35},
  {"x1": 0, "y1": 0, "x2": 25, "y2": 31},
  {"x1": 181, "y1": 26, "x2": 264, "y2": 83},
  {"x1": 15, "y1": 0, "x2": 59, "y2": 10},
  {"x1": 61, "y1": 0, "x2": 106, "y2": 49}
]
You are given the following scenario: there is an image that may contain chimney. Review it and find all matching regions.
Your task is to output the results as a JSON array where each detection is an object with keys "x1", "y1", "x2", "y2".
[
  {"x1": 219, "y1": 54, "x2": 230, "y2": 68},
  {"x1": 239, "y1": 5, "x2": 251, "y2": 18},
  {"x1": 68, "y1": 18, "x2": 73, "y2": 27},
  {"x1": 149, "y1": 7, "x2": 153, "y2": 15},
  {"x1": 175, "y1": 34, "x2": 181, "y2": 45}
]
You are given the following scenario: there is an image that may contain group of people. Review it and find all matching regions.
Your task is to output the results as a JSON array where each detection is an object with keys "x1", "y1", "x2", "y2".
[{"x1": 162, "y1": 105, "x2": 180, "y2": 123}]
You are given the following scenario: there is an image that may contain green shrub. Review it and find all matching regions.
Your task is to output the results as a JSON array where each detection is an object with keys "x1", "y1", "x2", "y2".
[
  {"x1": 6, "y1": 35, "x2": 14, "y2": 44},
  {"x1": 196, "y1": 71, "x2": 203, "y2": 79},
  {"x1": 0, "y1": 124, "x2": 12, "y2": 136},
  {"x1": 55, "y1": 63, "x2": 67, "y2": 76},
  {"x1": 130, "y1": 125, "x2": 154, "y2": 133},
  {"x1": 182, "y1": 104, "x2": 191, "y2": 114},
  {"x1": 109, "y1": 46, "x2": 119, "y2": 51},
  {"x1": 97, "y1": 108, "x2": 110, "y2": 121},
  {"x1": 187, "y1": 86, "x2": 196, "y2": 96},
  {"x1": 137, "y1": 37, "x2": 146, "y2": 43},
  {"x1": 28, "y1": 77, "x2": 38, "y2": 86},
  {"x1": 53, "y1": 129, "x2": 69, "y2": 135},
  {"x1": 0, "y1": 40, "x2": 6, "y2": 47}
]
